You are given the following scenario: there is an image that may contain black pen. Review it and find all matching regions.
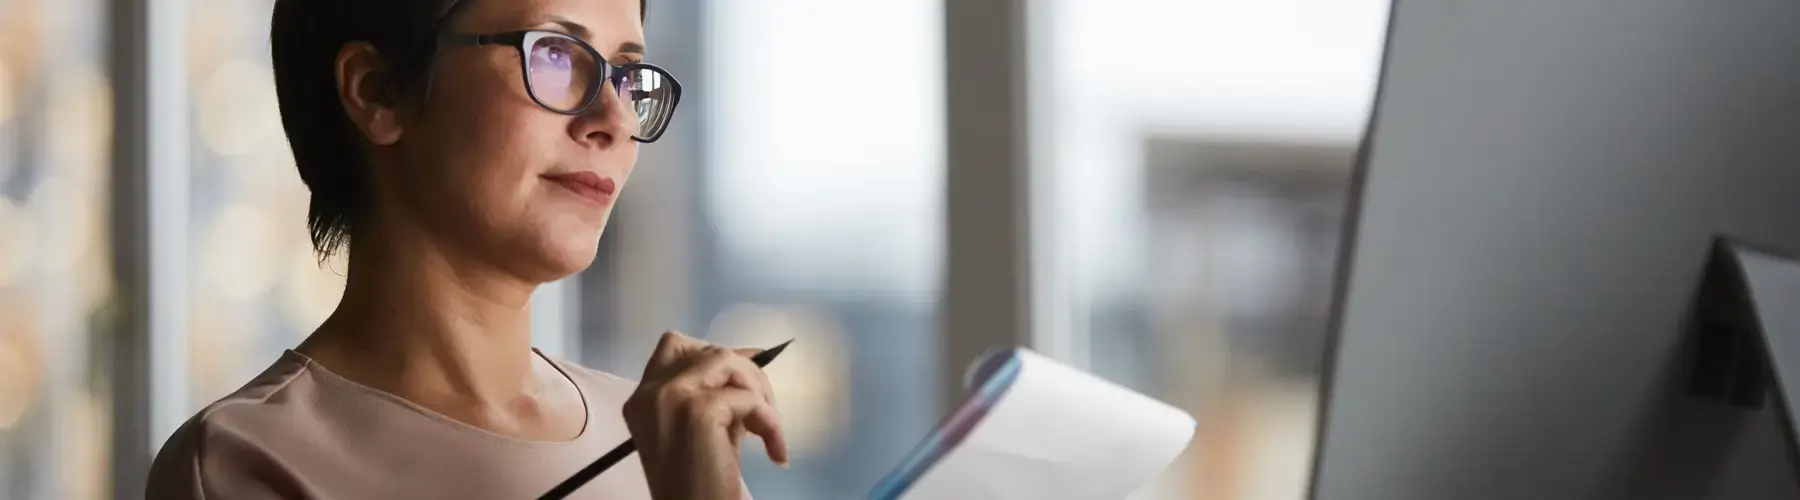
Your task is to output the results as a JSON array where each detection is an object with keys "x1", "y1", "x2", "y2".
[{"x1": 538, "y1": 339, "x2": 794, "y2": 500}]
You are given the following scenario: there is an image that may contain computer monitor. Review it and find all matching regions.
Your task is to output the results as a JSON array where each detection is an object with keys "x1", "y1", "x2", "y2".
[{"x1": 1309, "y1": 1, "x2": 1800, "y2": 499}]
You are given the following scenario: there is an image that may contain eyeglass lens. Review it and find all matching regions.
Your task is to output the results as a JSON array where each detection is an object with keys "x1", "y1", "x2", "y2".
[
  {"x1": 621, "y1": 67, "x2": 675, "y2": 140},
  {"x1": 526, "y1": 35, "x2": 598, "y2": 112},
  {"x1": 525, "y1": 33, "x2": 676, "y2": 140}
]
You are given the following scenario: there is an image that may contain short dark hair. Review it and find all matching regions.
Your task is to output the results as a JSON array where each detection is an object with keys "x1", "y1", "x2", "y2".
[{"x1": 270, "y1": 0, "x2": 647, "y2": 259}]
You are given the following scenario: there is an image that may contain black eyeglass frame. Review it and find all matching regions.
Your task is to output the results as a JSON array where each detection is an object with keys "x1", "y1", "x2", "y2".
[{"x1": 441, "y1": 29, "x2": 684, "y2": 143}]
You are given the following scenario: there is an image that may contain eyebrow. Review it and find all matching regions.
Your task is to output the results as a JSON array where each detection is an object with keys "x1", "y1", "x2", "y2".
[
  {"x1": 540, "y1": 16, "x2": 647, "y2": 58},
  {"x1": 543, "y1": 16, "x2": 594, "y2": 39}
]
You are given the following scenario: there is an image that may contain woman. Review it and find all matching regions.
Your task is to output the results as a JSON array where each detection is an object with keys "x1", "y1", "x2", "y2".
[{"x1": 145, "y1": 0, "x2": 785, "y2": 498}]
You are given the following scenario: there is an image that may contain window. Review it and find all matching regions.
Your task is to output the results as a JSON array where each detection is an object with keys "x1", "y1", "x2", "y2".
[
  {"x1": 578, "y1": 1, "x2": 946, "y2": 498},
  {"x1": 0, "y1": 0, "x2": 117, "y2": 498},
  {"x1": 183, "y1": 0, "x2": 319, "y2": 412},
  {"x1": 1037, "y1": 1, "x2": 1390, "y2": 498}
]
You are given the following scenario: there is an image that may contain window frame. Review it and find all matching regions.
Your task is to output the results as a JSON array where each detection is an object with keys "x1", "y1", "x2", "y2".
[{"x1": 109, "y1": 0, "x2": 193, "y2": 496}]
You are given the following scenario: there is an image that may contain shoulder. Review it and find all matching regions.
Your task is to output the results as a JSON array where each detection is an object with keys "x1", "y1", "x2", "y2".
[{"x1": 146, "y1": 353, "x2": 321, "y2": 500}]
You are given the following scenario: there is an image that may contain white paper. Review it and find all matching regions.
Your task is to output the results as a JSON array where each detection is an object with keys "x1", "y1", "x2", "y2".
[{"x1": 883, "y1": 348, "x2": 1196, "y2": 500}]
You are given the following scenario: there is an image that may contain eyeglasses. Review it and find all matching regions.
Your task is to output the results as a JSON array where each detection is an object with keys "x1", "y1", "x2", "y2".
[{"x1": 443, "y1": 30, "x2": 682, "y2": 143}]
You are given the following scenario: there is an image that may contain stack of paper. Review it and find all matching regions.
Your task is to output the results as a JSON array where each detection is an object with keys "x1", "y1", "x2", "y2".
[{"x1": 869, "y1": 348, "x2": 1197, "y2": 499}]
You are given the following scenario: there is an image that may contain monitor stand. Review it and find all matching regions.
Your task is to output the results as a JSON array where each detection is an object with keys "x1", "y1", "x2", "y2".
[{"x1": 1688, "y1": 237, "x2": 1800, "y2": 469}]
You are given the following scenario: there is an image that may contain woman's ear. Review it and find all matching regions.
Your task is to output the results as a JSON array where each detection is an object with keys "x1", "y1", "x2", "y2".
[{"x1": 335, "y1": 42, "x2": 405, "y2": 147}]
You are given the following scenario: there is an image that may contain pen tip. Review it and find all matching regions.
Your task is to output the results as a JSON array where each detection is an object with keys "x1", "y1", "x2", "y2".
[
  {"x1": 748, "y1": 339, "x2": 794, "y2": 368},
  {"x1": 770, "y1": 338, "x2": 794, "y2": 354}
]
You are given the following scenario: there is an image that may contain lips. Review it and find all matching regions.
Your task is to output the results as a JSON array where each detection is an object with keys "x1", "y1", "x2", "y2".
[{"x1": 542, "y1": 171, "x2": 617, "y2": 206}]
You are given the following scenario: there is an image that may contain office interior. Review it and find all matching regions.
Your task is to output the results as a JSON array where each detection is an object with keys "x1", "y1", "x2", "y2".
[
  {"x1": 0, "y1": 0, "x2": 1385, "y2": 497},
  {"x1": 20, "y1": 0, "x2": 1800, "y2": 499}
]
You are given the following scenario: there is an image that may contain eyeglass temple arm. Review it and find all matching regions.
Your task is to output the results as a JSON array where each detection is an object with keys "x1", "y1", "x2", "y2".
[{"x1": 441, "y1": 32, "x2": 525, "y2": 47}]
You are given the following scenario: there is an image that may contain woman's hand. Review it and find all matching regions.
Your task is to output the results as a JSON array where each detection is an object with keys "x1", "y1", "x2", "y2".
[{"x1": 624, "y1": 331, "x2": 789, "y2": 500}]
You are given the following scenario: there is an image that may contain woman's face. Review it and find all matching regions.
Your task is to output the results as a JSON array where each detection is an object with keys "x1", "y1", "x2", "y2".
[{"x1": 374, "y1": 0, "x2": 646, "y2": 283}]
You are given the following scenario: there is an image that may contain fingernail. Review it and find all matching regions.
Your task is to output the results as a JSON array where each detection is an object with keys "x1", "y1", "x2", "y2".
[{"x1": 779, "y1": 462, "x2": 790, "y2": 470}]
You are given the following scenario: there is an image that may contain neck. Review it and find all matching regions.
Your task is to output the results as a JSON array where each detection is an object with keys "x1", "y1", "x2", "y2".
[{"x1": 302, "y1": 224, "x2": 543, "y2": 406}]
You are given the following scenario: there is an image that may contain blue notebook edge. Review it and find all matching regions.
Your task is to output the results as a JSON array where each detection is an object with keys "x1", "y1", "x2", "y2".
[{"x1": 866, "y1": 348, "x2": 1026, "y2": 499}]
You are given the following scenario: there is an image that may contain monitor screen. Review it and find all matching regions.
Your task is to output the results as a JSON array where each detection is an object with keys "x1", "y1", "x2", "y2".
[{"x1": 1311, "y1": 1, "x2": 1800, "y2": 499}]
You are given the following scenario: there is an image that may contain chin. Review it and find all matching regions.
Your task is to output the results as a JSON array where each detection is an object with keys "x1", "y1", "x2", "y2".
[
  {"x1": 519, "y1": 236, "x2": 602, "y2": 283},
  {"x1": 505, "y1": 204, "x2": 612, "y2": 282}
]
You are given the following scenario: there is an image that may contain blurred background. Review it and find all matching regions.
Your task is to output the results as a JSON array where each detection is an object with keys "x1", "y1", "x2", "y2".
[{"x1": 0, "y1": 0, "x2": 1389, "y2": 498}]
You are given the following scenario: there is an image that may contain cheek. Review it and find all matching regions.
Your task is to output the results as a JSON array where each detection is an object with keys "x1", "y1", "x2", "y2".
[{"x1": 407, "y1": 82, "x2": 568, "y2": 222}]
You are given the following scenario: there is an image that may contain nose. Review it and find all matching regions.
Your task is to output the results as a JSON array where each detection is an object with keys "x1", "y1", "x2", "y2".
[{"x1": 571, "y1": 80, "x2": 634, "y2": 148}]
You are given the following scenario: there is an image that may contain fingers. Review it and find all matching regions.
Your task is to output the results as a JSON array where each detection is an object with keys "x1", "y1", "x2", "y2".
[
  {"x1": 716, "y1": 348, "x2": 781, "y2": 408},
  {"x1": 646, "y1": 331, "x2": 702, "y2": 377},
  {"x1": 639, "y1": 335, "x2": 788, "y2": 467},
  {"x1": 733, "y1": 348, "x2": 777, "y2": 408},
  {"x1": 693, "y1": 388, "x2": 790, "y2": 467},
  {"x1": 729, "y1": 421, "x2": 746, "y2": 449},
  {"x1": 739, "y1": 400, "x2": 790, "y2": 466},
  {"x1": 693, "y1": 348, "x2": 754, "y2": 387},
  {"x1": 648, "y1": 339, "x2": 778, "y2": 409},
  {"x1": 750, "y1": 358, "x2": 775, "y2": 409}
]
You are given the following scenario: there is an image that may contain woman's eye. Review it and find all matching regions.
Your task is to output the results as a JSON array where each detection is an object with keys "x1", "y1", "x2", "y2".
[{"x1": 532, "y1": 40, "x2": 575, "y2": 68}]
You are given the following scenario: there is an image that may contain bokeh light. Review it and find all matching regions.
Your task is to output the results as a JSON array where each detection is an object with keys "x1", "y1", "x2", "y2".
[
  {"x1": 283, "y1": 244, "x2": 347, "y2": 334},
  {"x1": 199, "y1": 202, "x2": 282, "y2": 301},
  {"x1": 188, "y1": 308, "x2": 246, "y2": 407},
  {"x1": 0, "y1": 333, "x2": 35, "y2": 430},
  {"x1": 76, "y1": 234, "x2": 114, "y2": 312},
  {"x1": 0, "y1": 56, "x2": 17, "y2": 181},
  {"x1": 242, "y1": 135, "x2": 301, "y2": 197},
  {"x1": 44, "y1": 65, "x2": 113, "y2": 184},
  {"x1": 705, "y1": 303, "x2": 851, "y2": 457},
  {"x1": 0, "y1": 198, "x2": 34, "y2": 287},
  {"x1": 0, "y1": 1, "x2": 45, "y2": 91},
  {"x1": 0, "y1": 58, "x2": 15, "y2": 123},
  {"x1": 27, "y1": 177, "x2": 98, "y2": 273},
  {"x1": 0, "y1": 299, "x2": 42, "y2": 433},
  {"x1": 183, "y1": 0, "x2": 259, "y2": 81},
  {"x1": 56, "y1": 393, "x2": 111, "y2": 500},
  {"x1": 197, "y1": 60, "x2": 281, "y2": 157}
]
